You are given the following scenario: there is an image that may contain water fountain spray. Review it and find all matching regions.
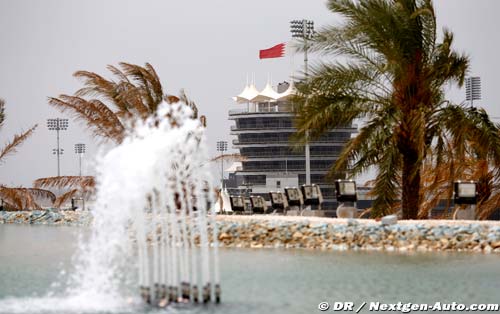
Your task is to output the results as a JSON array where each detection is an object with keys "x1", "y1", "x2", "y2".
[{"x1": 69, "y1": 102, "x2": 220, "y2": 308}]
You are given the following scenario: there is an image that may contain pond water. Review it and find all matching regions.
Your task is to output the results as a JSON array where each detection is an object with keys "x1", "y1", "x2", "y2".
[{"x1": 0, "y1": 224, "x2": 499, "y2": 314}]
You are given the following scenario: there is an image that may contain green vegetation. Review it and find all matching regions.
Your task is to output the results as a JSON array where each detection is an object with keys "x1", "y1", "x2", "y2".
[{"x1": 293, "y1": 0, "x2": 500, "y2": 219}]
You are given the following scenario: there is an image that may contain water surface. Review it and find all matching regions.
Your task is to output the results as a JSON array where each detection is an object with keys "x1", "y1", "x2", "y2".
[{"x1": 1, "y1": 224, "x2": 499, "y2": 314}]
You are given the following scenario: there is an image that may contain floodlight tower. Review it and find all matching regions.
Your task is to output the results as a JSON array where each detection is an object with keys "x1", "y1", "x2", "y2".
[
  {"x1": 216, "y1": 141, "x2": 228, "y2": 188},
  {"x1": 47, "y1": 118, "x2": 69, "y2": 177},
  {"x1": 465, "y1": 76, "x2": 481, "y2": 107},
  {"x1": 74, "y1": 143, "x2": 86, "y2": 176},
  {"x1": 290, "y1": 19, "x2": 314, "y2": 185}
]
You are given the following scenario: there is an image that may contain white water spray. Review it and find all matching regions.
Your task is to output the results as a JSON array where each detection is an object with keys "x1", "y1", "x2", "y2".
[{"x1": 67, "y1": 102, "x2": 220, "y2": 307}]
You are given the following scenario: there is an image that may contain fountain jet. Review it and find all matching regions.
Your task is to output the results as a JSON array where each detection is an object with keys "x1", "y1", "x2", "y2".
[{"x1": 75, "y1": 102, "x2": 220, "y2": 308}]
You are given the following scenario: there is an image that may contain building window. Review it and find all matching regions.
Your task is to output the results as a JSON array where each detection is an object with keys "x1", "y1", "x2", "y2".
[{"x1": 276, "y1": 180, "x2": 281, "y2": 188}]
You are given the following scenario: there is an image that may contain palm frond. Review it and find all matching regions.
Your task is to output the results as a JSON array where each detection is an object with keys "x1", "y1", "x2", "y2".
[
  {"x1": 200, "y1": 115, "x2": 207, "y2": 127},
  {"x1": 54, "y1": 189, "x2": 79, "y2": 208},
  {"x1": 0, "y1": 186, "x2": 55, "y2": 211},
  {"x1": 0, "y1": 98, "x2": 5, "y2": 128},
  {"x1": 119, "y1": 62, "x2": 163, "y2": 112},
  {"x1": 0, "y1": 186, "x2": 23, "y2": 210},
  {"x1": 25, "y1": 188, "x2": 57, "y2": 202},
  {"x1": 210, "y1": 153, "x2": 247, "y2": 162},
  {"x1": 333, "y1": 110, "x2": 397, "y2": 177},
  {"x1": 74, "y1": 70, "x2": 120, "y2": 107},
  {"x1": 48, "y1": 96, "x2": 125, "y2": 142},
  {"x1": 178, "y1": 89, "x2": 199, "y2": 119},
  {"x1": 0, "y1": 125, "x2": 37, "y2": 164},
  {"x1": 34, "y1": 176, "x2": 95, "y2": 191},
  {"x1": 368, "y1": 134, "x2": 402, "y2": 217}
]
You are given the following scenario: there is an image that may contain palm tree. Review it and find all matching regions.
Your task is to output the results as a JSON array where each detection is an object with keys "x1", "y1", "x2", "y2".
[
  {"x1": 420, "y1": 139, "x2": 500, "y2": 220},
  {"x1": 0, "y1": 99, "x2": 55, "y2": 210},
  {"x1": 33, "y1": 176, "x2": 95, "y2": 209},
  {"x1": 39, "y1": 62, "x2": 207, "y2": 195},
  {"x1": 293, "y1": 0, "x2": 500, "y2": 219},
  {"x1": 48, "y1": 62, "x2": 206, "y2": 143},
  {"x1": 0, "y1": 186, "x2": 56, "y2": 211}
]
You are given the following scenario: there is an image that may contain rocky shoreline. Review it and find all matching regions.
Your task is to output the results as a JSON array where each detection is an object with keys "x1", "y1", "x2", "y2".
[
  {"x1": 2, "y1": 211, "x2": 500, "y2": 253},
  {"x1": 216, "y1": 215, "x2": 500, "y2": 253},
  {"x1": 0, "y1": 210, "x2": 92, "y2": 226}
]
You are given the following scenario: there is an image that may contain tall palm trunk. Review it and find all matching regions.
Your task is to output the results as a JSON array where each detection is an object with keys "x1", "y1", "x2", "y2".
[
  {"x1": 402, "y1": 150, "x2": 421, "y2": 219},
  {"x1": 398, "y1": 103, "x2": 423, "y2": 219},
  {"x1": 397, "y1": 57, "x2": 425, "y2": 219}
]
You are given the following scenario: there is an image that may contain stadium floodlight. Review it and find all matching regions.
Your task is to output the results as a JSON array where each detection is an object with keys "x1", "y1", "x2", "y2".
[
  {"x1": 301, "y1": 184, "x2": 323, "y2": 207},
  {"x1": 335, "y1": 180, "x2": 357, "y2": 203},
  {"x1": 47, "y1": 118, "x2": 69, "y2": 130},
  {"x1": 250, "y1": 196, "x2": 267, "y2": 214},
  {"x1": 269, "y1": 191, "x2": 287, "y2": 212},
  {"x1": 74, "y1": 143, "x2": 86, "y2": 176},
  {"x1": 454, "y1": 181, "x2": 478, "y2": 205},
  {"x1": 465, "y1": 77, "x2": 481, "y2": 107},
  {"x1": 216, "y1": 141, "x2": 228, "y2": 188},
  {"x1": 284, "y1": 187, "x2": 304, "y2": 207},
  {"x1": 229, "y1": 195, "x2": 245, "y2": 213},
  {"x1": 290, "y1": 19, "x2": 314, "y2": 39},
  {"x1": 74, "y1": 143, "x2": 86, "y2": 154},
  {"x1": 47, "y1": 118, "x2": 69, "y2": 176}
]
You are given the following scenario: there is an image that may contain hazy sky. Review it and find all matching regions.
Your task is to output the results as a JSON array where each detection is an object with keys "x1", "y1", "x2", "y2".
[{"x1": 1, "y1": 0, "x2": 499, "y2": 187}]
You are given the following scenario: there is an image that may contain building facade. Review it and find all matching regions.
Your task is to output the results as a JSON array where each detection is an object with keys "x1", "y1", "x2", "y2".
[{"x1": 228, "y1": 80, "x2": 357, "y2": 215}]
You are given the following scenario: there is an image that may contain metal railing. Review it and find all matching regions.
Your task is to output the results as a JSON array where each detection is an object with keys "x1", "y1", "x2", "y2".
[
  {"x1": 228, "y1": 107, "x2": 294, "y2": 115},
  {"x1": 231, "y1": 124, "x2": 293, "y2": 131},
  {"x1": 242, "y1": 153, "x2": 341, "y2": 159},
  {"x1": 233, "y1": 139, "x2": 350, "y2": 145},
  {"x1": 240, "y1": 165, "x2": 333, "y2": 171}
]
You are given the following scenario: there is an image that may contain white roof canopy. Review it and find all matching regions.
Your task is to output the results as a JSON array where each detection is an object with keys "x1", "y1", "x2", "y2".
[
  {"x1": 277, "y1": 81, "x2": 297, "y2": 101},
  {"x1": 251, "y1": 82, "x2": 281, "y2": 102},
  {"x1": 235, "y1": 84, "x2": 259, "y2": 103},
  {"x1": 233, "y1": 80, "x2": 297, "y2": 103}
]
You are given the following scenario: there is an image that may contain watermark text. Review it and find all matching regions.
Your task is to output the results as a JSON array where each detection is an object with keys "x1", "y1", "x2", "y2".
[{"x1": 318, "y1": 301, "x2": 499, "y2": 312}]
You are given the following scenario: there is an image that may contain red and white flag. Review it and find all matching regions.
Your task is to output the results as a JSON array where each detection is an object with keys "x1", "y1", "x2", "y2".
[{"x1": 259, "y1": 43, "x2": 286, "y2": 59}]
